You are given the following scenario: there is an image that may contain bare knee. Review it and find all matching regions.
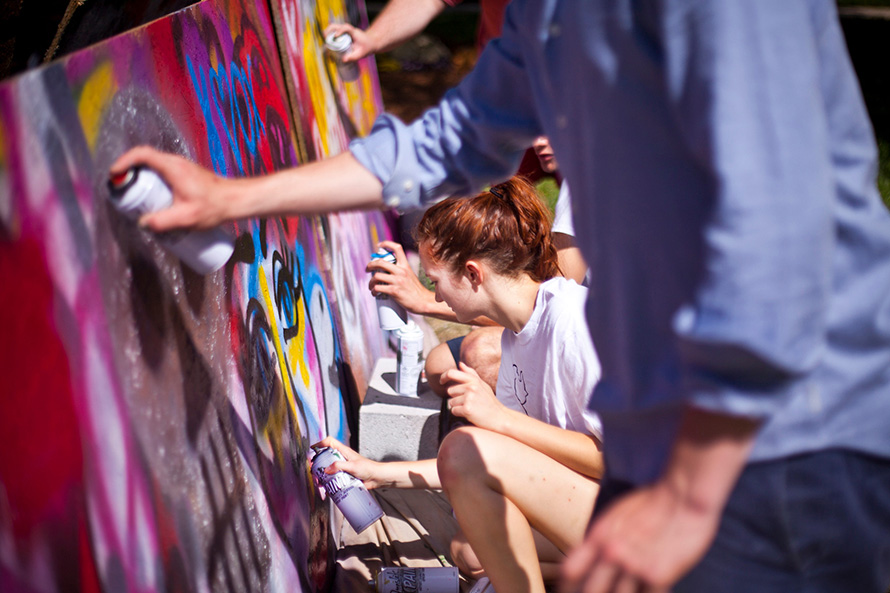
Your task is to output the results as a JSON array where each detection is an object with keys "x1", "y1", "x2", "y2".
[
  {"x1": 425, "y1": 341, "x2": 457, "y2": 397},
  {"x1": 459, "y1": 328, "x2": 502, "y2": 391},
  {"x1": 437, "y1": 427, "x2": 490, "y2": 493}
]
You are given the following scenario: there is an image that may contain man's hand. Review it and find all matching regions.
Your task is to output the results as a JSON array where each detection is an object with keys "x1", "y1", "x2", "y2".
[
  {"x1": 110, "y1": 146, "x2": 236, "y2": 232},
  {"x1": 441, "y1": 362, "x2": 510, "y2": 433},
  {"x1": 324, "y1": 23, "x2": 377, "y2": 63},
  {"x1": 560, "y1": 480, "x2": 721, "y2": 593},
  {"x1": 367, "y1": 241, "x2": 438, "y2": 315},
  {"x1": 560, "y1": 407, "x2": 760, "y2": 593}
]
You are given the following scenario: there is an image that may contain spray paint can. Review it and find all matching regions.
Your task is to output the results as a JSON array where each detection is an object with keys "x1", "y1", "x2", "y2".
[
  {"x1": 310, "y1": 446, "x2": 383, "y2": 533},
  {"x1": 396, "y1": 321, "x2": 425, "y2": 397},
  {"x1": 324, "y1": 32, "x2": 360, "y2": 82},
  {"x1": 368, "y1": 567, "x2": 459, "y2": 593},
  {"x1": 371, "y1": 248, "x2": 408, "y2": 330},
  {"x1": 107, "y1": 166, "x2": 234, "y2": 274}
]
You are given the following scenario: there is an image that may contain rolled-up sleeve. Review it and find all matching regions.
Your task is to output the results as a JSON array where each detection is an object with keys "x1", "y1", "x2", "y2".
[{"x1": 350, "y1": 3, "x2": 543, "y2": 209}]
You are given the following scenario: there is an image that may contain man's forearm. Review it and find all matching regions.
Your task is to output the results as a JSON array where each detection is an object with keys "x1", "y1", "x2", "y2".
[
  {"x1": 661, "y1": 405, "x2": 761, "y2": 515},
  {"x1": 365, "y1": 0, "x2": 449, "y2": 55},
  {"x1": 227, "y1": 152, "x2": 385, "y2": 219}
]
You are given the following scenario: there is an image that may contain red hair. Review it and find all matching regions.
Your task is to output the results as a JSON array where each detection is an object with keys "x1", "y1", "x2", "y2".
[{"x1": 415, "y1": 176, "x2": 560, "y2": 282}]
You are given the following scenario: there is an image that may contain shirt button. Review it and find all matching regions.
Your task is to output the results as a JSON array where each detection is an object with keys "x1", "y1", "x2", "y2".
[
  {"x1": 556, "y1": 114, "x2": 568, "y2": 129},
  {"x1": 549, "y1": 24, "x2": 561, "y2": 37},
  {"x1": 403, "y1": 180, "x2": 414, "y2": 192}
]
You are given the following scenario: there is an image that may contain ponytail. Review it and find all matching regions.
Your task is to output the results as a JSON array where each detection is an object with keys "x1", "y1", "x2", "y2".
[{"x1": 415, "y1": 176, "x2": 561, "y2": 282}]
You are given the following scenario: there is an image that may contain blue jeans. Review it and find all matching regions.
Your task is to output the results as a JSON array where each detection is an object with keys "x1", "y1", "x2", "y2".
[{"x1": 594, "y1": 450, "x2": 890, "y2": 593}]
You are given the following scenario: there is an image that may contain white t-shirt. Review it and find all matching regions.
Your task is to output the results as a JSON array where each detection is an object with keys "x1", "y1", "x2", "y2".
[
  {"x1": 495, "y1": 276, "x2": 602, "y2": 440},
  {"x1": 551, "y1": 182, "x2": 575, "y2": 237}
]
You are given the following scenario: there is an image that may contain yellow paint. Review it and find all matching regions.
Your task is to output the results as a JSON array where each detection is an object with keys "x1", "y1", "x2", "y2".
[
  {"x1": 77, "y1": 62, "x2": 117, "y2": 151},
  {"x1": 259, "y1": 259, "x2": 314, "y2": 404},
  {"x1": 302, "y1": 23, "x2": 333, "y2": 157},
  {"x1": 287, "y1": 279, "x2": 312, "y2": 390},
  {"x1": 258, "y1": 267, "x2": 304, "y2": 418}
]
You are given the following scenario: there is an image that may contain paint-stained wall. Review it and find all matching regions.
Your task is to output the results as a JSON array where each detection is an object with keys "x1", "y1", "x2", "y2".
[{"x1": 0, "y1": 0, "x2": 392, "y2": 591}]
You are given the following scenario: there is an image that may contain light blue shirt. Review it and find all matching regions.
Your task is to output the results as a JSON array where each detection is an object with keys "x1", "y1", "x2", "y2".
[{"x1": 351, "y1": 0, "x2": 890, "y2": 484}]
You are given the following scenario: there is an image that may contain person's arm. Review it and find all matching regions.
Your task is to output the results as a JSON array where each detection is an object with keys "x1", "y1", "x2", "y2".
[
  {"x1": 324, "y1": 0, "x2": 449, "y2": 62},
  {"x1": 314, "y1": 436, "x2": 440, "y2": 489},
  {"x1": 560, "y1": 407, "x2": 760, "y2": 592},
  {"x1": 554, "y1": 233, "x2": 587, "y2": 285},
  {"x1": 368, "y1": 241, "x2": 499, "y2": 325},
  {"x1": 110, "y1": 148, "x2": 384, "y2": 232},
  {"x1": 112, "y1": 3, "x2": 540, "y2": 232},
  {"x1": 442, "y1": 363, "x2": 604, "y2": 479}
]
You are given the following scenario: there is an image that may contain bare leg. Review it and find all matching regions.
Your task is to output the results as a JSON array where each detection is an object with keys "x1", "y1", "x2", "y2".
[
  {"x1": 458, "y1": 327, "x2": 503, "y2": 391},
  {"x1": 437, "y1": 427, "x2": 599, "y2": 593},
  {"x1": 451, "y1": 526, "x2": 566, "y2": 584},
  {"x1": 425, "y1": 327, "x2": 502, "y2": 396},
  {"x1": 425, "y1": 341, "x2": 458, "y2": 397}
]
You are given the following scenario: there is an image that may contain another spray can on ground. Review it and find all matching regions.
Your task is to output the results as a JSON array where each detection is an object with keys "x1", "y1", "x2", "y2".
[
  {"x1": 396, "y1": 321, "x2": 425, "y2": 397},
  {"x1": 107, "y1": 166, "x2": 234, "y2": 274},
  {"x1": 324, "y1": 32, "x2": 360, "y2": 81},
  {"x1": 371, "y1": 248, "x2": 408, "y2": 330},
  {"x1": 369, "y1": 567, "x2": 459, "y2": 593},
  {"x1": 310, "y1": 446, "x2": 383, "y2": 533}
]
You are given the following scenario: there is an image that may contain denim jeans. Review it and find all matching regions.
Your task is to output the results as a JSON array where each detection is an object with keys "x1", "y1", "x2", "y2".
[{"x1": 594, "y1": 449, "x2": 890, "y2": 593}]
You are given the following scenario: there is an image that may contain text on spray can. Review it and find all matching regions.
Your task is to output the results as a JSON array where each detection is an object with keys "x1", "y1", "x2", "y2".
[{"x1": 310, "y1": 447, "x2": 383, "y2": 533}]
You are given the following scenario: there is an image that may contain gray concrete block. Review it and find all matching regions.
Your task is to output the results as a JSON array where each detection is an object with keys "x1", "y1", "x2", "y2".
[{"x1": 359, "y1": 358, "x2": 442, "y2": 462}]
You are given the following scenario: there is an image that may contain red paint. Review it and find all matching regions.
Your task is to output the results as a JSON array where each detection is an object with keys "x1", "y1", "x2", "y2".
[{"x1": 0, "y1": 238, "x2": 84, "y2": 539}]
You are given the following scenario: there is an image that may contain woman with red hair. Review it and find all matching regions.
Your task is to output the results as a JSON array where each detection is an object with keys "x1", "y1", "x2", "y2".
[{"x1": 316, "y1": 176, "x2": 602, "y2": 593}]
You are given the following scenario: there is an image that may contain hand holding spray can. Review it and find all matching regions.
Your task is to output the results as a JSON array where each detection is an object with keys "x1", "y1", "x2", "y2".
[
  {"x1": 396, "y1": 321, "x2": 425, "y2": 397},
  {"x1": 107, "y1": 166, "x2": 234, "y2": 274},
  {"x1": 370, "y1": 248, "x2": 408, "y2": 330},
  {"x1": 369, "y1": 567, "x2": 459, "y2": 593},
  {"x1": 310, "y1": 446, "x2": 383, "y2": 533},
  {"x1": 324, "y1": 32, "x2": 360, "y2": 82}
]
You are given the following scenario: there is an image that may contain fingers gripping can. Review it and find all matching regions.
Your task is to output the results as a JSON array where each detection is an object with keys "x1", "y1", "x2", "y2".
[
  {"x1": 369, "y1": 567, "x2": 459, "y2": 593},
  {"x1": 396, "y1": 321, "x2": 425, "y2": 397},
  {"x1": 371, "y1": 248, "x2": 408, "y2": 330},
  {"x1": 107, "y1": 166, "x2": 234, "y2": 274},
  {"x1": 310, "y1": 447, "x2": 383, "y2": 533},
  {"x1": 324, "y1": 32, "x2": 360, "y2": 81}
]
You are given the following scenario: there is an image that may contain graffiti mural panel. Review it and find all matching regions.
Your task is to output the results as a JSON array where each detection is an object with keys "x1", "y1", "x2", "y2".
[{"x1": 0, "y1": 0, "x2": 392, "y2": 591}]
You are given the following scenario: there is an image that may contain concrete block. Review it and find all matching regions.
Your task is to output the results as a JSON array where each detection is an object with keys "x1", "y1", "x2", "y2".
[{"x1": 359, "y1": 358, "x2": 442, "y2": 462}]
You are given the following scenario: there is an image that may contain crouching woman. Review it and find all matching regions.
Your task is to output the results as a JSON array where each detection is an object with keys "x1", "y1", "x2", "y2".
[{"x1": 317, "y1": 177, "x2": 603, "y2": 593}]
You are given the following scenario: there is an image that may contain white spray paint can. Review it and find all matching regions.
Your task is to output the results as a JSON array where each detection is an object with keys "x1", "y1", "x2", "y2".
[
  {"x1": 396, "y1": 321, "x2": 425, "y2": 397},
  {"x1": 107, "y1": 166, "x2": 234, "y2": 274},
  {"x1": 324, "y1": 32, "x2": 360, "y2": 82},
  {"x1": 371, "y1": 248, "x2": 408, "y2": 330},
  {"x1": 310, "y1": 446, "x2": 383, "y2": 533},
  {"x1": 369, "y1": 567, "x2": 459, "y2": 593}
]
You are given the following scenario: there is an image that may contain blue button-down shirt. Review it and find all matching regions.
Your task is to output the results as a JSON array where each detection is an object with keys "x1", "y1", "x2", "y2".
[{"x1": 351, "y1": 0, "x2": 890, "y2": 484}]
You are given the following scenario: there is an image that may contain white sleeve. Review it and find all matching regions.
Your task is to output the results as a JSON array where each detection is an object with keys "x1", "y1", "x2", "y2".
[{"x1": 551, "y1": 182, "x2": 575, "y2": 237}]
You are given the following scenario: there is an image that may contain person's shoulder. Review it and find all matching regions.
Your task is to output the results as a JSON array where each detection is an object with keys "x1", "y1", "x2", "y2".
[
  {"x1": 540, "y1": 277, "x2": 587, "y2": 322},
  {"x1": 542, "y1": 276, "x2": 587, "y2": 301}
]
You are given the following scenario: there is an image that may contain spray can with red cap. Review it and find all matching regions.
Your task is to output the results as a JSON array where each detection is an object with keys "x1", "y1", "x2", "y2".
[{"x1": 107, "y1": 166, "x2": 234, "y2": 274}]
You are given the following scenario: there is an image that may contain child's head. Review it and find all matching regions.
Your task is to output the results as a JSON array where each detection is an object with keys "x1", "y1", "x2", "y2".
[{"x1": 415, "y1": 176, "x2": 560, "y2": 283}]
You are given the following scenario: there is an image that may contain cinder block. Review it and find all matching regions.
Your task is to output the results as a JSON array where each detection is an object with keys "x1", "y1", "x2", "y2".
[{"x1": 359, "y1": 358, "x2": 442, "y2": 462}]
